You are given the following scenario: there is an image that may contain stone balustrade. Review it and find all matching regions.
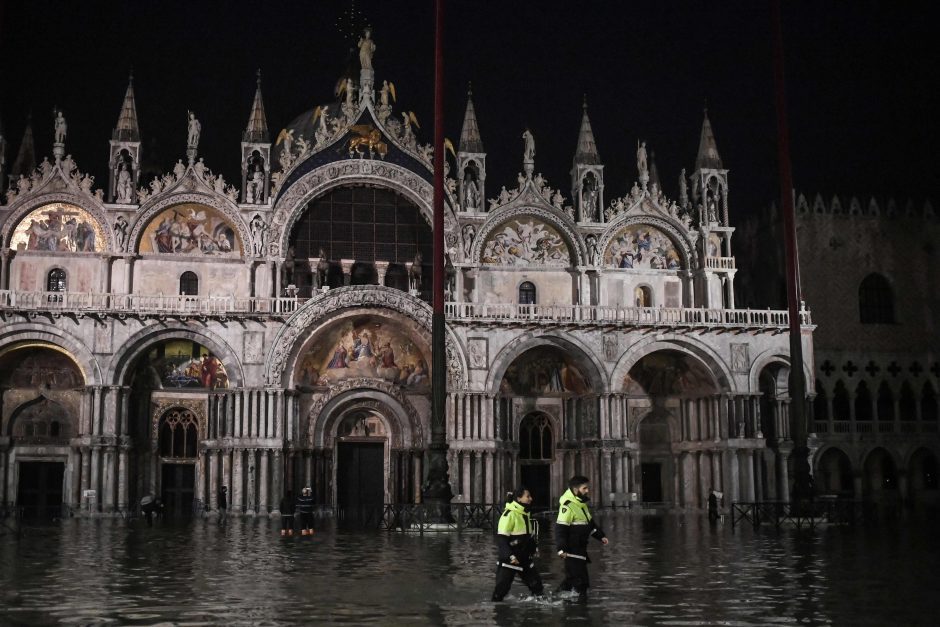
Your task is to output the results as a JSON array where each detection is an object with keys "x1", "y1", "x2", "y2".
[{"x1": 705, "y1": 256, "x2": 736, "y2": 269}]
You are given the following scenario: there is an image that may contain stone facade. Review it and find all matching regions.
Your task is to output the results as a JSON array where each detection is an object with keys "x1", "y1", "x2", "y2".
[
  {"x1": 0, "y1": 39, "x2": 817, "y2": 518},
  {"x1": 738, "y1": 194, "x2": 939, "y2": 505}
]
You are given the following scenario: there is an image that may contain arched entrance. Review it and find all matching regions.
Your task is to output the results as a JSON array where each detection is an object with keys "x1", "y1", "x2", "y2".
[
  {"x1": 908, "y1": 448, "x2": 939, "y2": 506},
  {"x1": 624, "y1": 349, "x2": 719, "y2": 507},
  {"x1": 518, "y1": 412, "x2": 554, "y2": 510},
  {"x1": 863, "y1": 447, "x2": 898, "y2": 503},
  {"x1": 816, "y1": 447, "x2": 853, "y2": 497},
  {"x1": 334, "y1": 408, "x2": 388, "y2": 527},
  {"x1": 157, "y1": 407, "x2": 199, "y2": 517},
  {"x1": 0, "y1": 344, "x2": 83, "y2": 519}
]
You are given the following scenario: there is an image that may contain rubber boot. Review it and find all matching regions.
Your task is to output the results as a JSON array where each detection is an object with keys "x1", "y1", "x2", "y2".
[
  {"x1": 281, "y1": 529, "x2": 286, "y2": 536},
  {"x1": 288, "y1": 529, "x2": 294, "y2": 536}
]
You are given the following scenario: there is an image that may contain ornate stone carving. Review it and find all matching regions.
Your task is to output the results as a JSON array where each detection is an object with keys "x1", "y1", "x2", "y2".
[
  {"x1": 597, "y1": 213, "x2": 696, "y2": 271},
  {"x1": 265, "y1": 285, "x2": 466, "y2": 390},
  {"x1": 1, "y1": 191, "x2": 114, "y2": 252},
  {"x1": 730, "y1": 343, "x2": 749, "y2": 374},
  {"x1": 472, "y1": 204, "x2": 585, "y2": 266},
  {"x1": 150, "y1": 399, "x2": 206, "y2": 439},
  {"x1": 126, "y1": 192, "x2": 251, "y2": 256}
]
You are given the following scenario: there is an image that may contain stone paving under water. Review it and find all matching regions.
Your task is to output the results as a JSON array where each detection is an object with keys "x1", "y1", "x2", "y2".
[{"x1": 1, "y1": 512, "x2": 937, "y2": 625}]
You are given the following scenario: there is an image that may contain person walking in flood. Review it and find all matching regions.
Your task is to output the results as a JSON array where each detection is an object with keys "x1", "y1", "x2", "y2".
[
  {"x1": 492, "y1": 487, "x2": 544, "y2": 602},
  {"x1": 296, "y1": 487, "x2": 315, "y2": 535},
  {"x1": 555, "y1": 475, "x2": 609, "y2": 604},
  {"x1": 217, "y1": 486, "x2": 228, "y2": 525},
  {"x1": 280, "y1": 490, "x2": 295, "y2": 536}
]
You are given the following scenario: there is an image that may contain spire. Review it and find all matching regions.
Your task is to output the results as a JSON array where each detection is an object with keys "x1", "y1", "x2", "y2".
[
  {"x1": 243, "y1": 69, "x2": 270, "y2": 143},
  {"x1": 695, "y1": 108, "x2": 723, "y2": 170},
  {"x1": 113, "y1": 72, "x2": 141, "y2": 142},
  {"x1": 458, "y1": 84, "x2": 484, "y2": 153},
  {"x1": 574, "y1": 95, "x2": 601, "y2": 165},
  {"x1": 12, "y1": 116, "x2": 36, "y2": 178},
  {"x1": 649, "y1": 151, "x2": 661, "y2": 190}
]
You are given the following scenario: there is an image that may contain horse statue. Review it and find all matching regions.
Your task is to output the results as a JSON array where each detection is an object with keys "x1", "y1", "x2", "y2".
[{"x1": 408, "y1": 251, "x2": 423, "y2": 292}]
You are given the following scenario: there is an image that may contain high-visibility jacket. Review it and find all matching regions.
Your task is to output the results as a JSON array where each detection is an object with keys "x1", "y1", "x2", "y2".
[
  {"x1": 496, "y1": 500, "x2": 537, "y2": 564},
  {"x1": 554, "y1": 488, "x2": 606, "y2": 559}
]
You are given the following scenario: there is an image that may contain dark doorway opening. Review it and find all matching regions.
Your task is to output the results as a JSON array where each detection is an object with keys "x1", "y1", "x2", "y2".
[
  {"x1": 17, "y1": 461, "x2": 64, "y2": 520},
  {"x1": 337, "y1": 442, "x2": 384, "y2": 528},
  {"x1": 161, "y1": 463, "x2": 195, "y2": 518},
  {"x1": 520, "y1": 464, "x2": 551, "y2": 511},
  {"x1": 641, "y1": 463, "x2": 663, "y2": 502}
]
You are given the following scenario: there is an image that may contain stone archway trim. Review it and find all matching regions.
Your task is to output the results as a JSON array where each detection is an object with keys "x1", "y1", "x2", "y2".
[
  {"x1": 0, "y1": 322, "x2": 102, "y2": 385},
  {"x1": 1, "y1": 192, "x2": 115, "y2": 252}
]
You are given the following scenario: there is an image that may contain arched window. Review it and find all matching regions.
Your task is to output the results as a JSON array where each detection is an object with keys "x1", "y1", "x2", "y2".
[
  {"x1": 859, "y1": 273, "x2": 894, "y2": 323},
  {"x1": 855, "y1": 381, "x2": 872, "y2": 421},
  {"x1": 634, "y1": 285, "x2": 653, "y2": 307},
  {"x1": 47, "y1": 268, "x2": 67, "y2": 292},
  {"x1": 519, "y1": 413, "x2": 553, "y2": 461},
  {"x1": 877, "y1": 382, "x2": 895, "y2": 422},
  {"x1": 922, "y1": 383, "x2": 938, "y2": 422},
  {"x1": 179, "y1": 271, "x2": 199, "y2": 296},
  {"x1": 832, "y1": 380, "x2": 850, "y2": 422},
  {"x1": 519, "y1": 281, "x2": 536, "y2": 305},
  {"x1": 158, "y1": 408, "x2": 199, "y2": 458}
]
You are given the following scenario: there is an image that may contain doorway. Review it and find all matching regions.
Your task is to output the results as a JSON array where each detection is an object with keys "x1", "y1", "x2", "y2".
[
  {"x1": 337, "y1": 442, "x2": 385, "y2": 527},
  {"x1": 161, "y1": 463, "x2": 195, "y2": 518},
  {"x1": 521, "y1": 464, "x2": 551, "y2": 511},
  {"x1": 17, "y1": 461, "x2": 64, "y2": 520},
  {"x1": 641, "y1": 463, "x2": 663, "y2": 502}
]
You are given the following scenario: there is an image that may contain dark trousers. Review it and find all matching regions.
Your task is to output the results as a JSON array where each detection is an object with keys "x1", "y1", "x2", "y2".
[
  {"x1": 492, "y1": 561, "x2": 543, "y2": 601},
  {"x1": 281, "y1": 514, "x2": 294, "y2": 531},
  {"x1": 560, "y1": 555, "x2": 590, "y2": 593},
  {"x1": 300, "y1": 512, "x2": 314, "y2": 529}
]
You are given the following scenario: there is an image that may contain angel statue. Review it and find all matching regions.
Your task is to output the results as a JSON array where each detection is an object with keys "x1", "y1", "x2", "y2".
[
  {"x1": 358, "y1": 27, "x2": 376, "y2": 70},
  {"x1": 522, "y1": 129, "x2": 535, "y2": 162},
  {"x1": 379, "y1": 80, "x2": 396, "y2": 106},
  {"x1": 187, "y1": 111, "x2": 201, "y2": 149},
  {"x1": 276, "y1": 128, "x2": 294, "y2": 156},
  {"x1": 636, "y1": 140, "x2": 648, "y2": 179}
]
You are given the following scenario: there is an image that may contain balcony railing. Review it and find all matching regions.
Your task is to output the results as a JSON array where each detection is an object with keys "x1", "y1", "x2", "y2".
[
  {"x1": 0, "y1": 290, "x2": 300, "y2": 316},
  {"x1": 705, "y1": 256, "x2": 736, "y2": 269},
  {"x1": 813, "y1": 420, "x2": 937, "y2": 436},
  {"x1": 445, "y1": 302, "x2": 810, "y2": 329}
]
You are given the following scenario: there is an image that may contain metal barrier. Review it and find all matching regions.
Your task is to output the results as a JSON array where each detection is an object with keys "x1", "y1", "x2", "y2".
[
  {"x1": 730, "y1": 499, "x2": 872, "y2": 530},
  {"x1": 380, "y1": 502, "x2": 500, "y2": 532}
]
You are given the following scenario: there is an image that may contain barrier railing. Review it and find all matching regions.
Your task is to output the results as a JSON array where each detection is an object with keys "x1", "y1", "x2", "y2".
[{"x1": 731, "y1": 499, "x2": 870, "y2": 530}]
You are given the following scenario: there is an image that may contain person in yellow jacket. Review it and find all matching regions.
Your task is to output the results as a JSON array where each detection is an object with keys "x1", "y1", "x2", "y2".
[
  {"x1": 555, "y1": 475, "x2": 608, "y2": 603},
  {"x1": 491, "y1": 486, "x2": 544, "y2": 602}
]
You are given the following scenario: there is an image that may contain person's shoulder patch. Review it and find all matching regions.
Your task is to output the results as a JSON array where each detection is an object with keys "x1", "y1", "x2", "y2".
[
  {"x1": 563, "y1": 500, "x2": 572, "y2": 506},
  {"x1": 561, "y1": 507, "x2": 568, "y2": 514}
]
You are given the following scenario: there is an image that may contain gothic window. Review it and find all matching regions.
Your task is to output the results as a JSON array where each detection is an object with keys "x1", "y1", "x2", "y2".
[
  {"x1": 158, "y1": 408, "x2": 199, "y2": 459},
  {"x1": 900, "y1": 381, "x2": 917, "y2": 420},
  {"x1": 832, "y1": 380, "x2": 850, "y2": 421},
  {"x1": 923, "y1": 383, "x2": 938, "y2": 421},
  {"x1": 635, "y1": 285, "x2": 653, "y2": 307},
  {"x1": 179, "y1": 271, "x2": 199, "y2": 296},
  {"x1": 519, "y1": 413, "x2": 553, "y2": 461},
  {"x1": 855, "y1": 381, "x2": 872, "y2": 421},
  {"x1": 518, "y1": 281, "x2": 537, "y2": 305},
  {"x1": 859, "y1": 273, "x2": 894, "y2": 323},
  {"x1": 813, "y1": 380, "x2": 829, "y2": 421},
  {"x1": 877, "y1": 382, "x2": 895, "y2": 422}
]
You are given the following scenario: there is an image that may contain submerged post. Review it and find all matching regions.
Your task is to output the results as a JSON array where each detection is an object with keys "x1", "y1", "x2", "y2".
[
  {"x1": 422, "y1": 0, "x2": 453, "y2": 515},
  {"x1": 772, "y1": 0, "x2": 811, "y2": 508}
]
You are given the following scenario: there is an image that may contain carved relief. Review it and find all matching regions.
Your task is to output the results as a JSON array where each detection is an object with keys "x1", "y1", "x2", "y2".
[
  {"x1": 731, "y1": 343, "x2": 749, "y2": 374},
  {"x1": 467, "y1": 337, "x2": 488, "y2": 370},
  {"x1": 244, "y1": 332, "x2": 264, "y2": 364}
]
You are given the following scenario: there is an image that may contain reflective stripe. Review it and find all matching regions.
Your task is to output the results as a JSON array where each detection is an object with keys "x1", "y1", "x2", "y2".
[
  {"x1": 571, "y1": 521, "x2": 589, "y2": 525},
  {"x1": 497, "y1": 561, "x2": 524, "y2": 572},
  {"x1": 556, "y1": 520, "x2": 571, "y2": 526},
  {"x1": 565, "y1": 553, "x2": 588, "y2": 561}
]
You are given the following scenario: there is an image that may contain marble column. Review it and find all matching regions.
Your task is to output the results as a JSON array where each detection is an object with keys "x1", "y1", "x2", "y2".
[
  {"x1": 0, "y1": 249, "x2": 11, "y2": 290},
  {"x1": 259, "y1": 450, "x2": 270, "y2": 514},
  {"x1": 340, "y1": 259, "x2": 354, "y2": 286},
  {"x1": 375, "y1": 261, "x2": 389, "y2": 286}
]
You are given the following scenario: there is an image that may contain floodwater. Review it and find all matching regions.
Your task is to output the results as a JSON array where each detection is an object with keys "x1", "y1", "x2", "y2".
[{"x1": 1, "y1": 513, "x2": 937, "y2": 626}]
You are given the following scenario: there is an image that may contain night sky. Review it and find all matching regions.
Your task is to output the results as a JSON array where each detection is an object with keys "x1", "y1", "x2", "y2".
[{"x1": 1, "y1": 1, "x2": 936, "y2": 221}]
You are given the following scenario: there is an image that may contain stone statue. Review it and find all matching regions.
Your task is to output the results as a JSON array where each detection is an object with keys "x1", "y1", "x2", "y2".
[
  {"x1": 249, "y1": 214, "x2": 267, "y2": 256},
  {"x1": 462, "y1": 224, "x2": 476, "y2": 260},
  {"x1": 53, "y1": 109, "x2": 67, "y2": 144},
  {"x1": 187, "y1": 111, "x2": 201, "y2": 149},
  {"x1": 637, "y1": 141, "x2": 648, "y2": 179},
  {"x1": 379, "y1": 80, "x2": 391, "y2": 106},
  {"x1": 214, "y1": 174, "x2": 225, "y2": 194},
  {"x1": 249, "y1": 163, "x2": 265, "y2": 203},
  {"x1": 61, "y1": 154, "x2": 76, "y2": 176},
  {"x1": 315, "y1": 248, "x2": 329, "y2": 289},
  {"x1": 345, "y1": 78, "x2": 356, "y2": 108},
  {"x1": 585, "y1": 234, "x2": 600, "y2": 266},
  {"x1": 358, "y1": 28, "x2": 376, "y2": 70},
  {"x1": 444, "y1": 253, "x2": 456, "y2": 299},
  {"x1": 194, "y1": 157, "x2": 206, "y2": 179},
  {"x1": 522, "y1": 129, "x2": 535, "y2": 162},
  {"x1": 552, "y1": 189, "x2": 564, "y2": 209},
  {"x1": 114, "y1": 215, "x2": 128, "y2": 251},
  {"x1": 116, "y1": 163, "x2": 133, "y2": 203},
  {"x1": 409, "y1": 251, "x2": 423, "y2": 291},
  {"x1": 173, "y1": 159, "x2": 186, "y2": 181},
  {"x1": 464, "y1": 178, "x2": 480, "y2": 210}
]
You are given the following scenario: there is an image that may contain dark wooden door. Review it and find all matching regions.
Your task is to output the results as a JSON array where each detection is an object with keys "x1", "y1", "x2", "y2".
[
  {"x1": 17, "y1": 461, "x2": 64, "y2": 519},
  {"x1": 337, "y1": 442, "x2": 384, "y2": 527},
  {"x1": 161, "y1": 463, "x2": 195, "y2": 518},
  {"x1": 520, "y1": 464, "x2": 551, "y2": 511},
  {"x1": 641, "y1": 462, "x2": 663, "y2": 502}
]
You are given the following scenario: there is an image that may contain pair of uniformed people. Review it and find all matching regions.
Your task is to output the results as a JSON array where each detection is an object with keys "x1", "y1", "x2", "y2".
[{"x1": 492, "y1": 475, "x2": 608, "y2": 604}]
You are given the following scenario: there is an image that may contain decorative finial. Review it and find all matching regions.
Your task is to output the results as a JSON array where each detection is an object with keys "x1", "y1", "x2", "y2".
[
  {"x1": 256, "y1": 68, "x2": 262, "y2": 86},
  {"x1": 467, "y1": 81, "x2": 472, "y2": 97},
  {"x1": 583, "y1": 93, "x2": 588, "y2": 109}
]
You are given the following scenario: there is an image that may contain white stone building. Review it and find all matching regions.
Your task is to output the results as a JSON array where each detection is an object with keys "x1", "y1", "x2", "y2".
[{"x1": 0, "y1": 40, "x2": 813, "y2": 519}]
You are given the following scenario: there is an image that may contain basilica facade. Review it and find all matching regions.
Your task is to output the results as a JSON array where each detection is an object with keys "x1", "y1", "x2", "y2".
[{"x1": 0, "y1": 39, "x2": 813, "y2": 519}]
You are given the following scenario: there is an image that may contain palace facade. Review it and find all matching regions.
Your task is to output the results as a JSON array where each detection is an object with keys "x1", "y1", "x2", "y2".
[{"x1": 0, "y1": 37, "x2": 815, "y2": 519}]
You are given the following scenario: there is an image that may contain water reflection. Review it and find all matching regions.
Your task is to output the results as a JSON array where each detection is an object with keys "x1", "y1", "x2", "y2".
[{"x1": 1, "y1": 513, "x2": 936, "y2": 625}]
